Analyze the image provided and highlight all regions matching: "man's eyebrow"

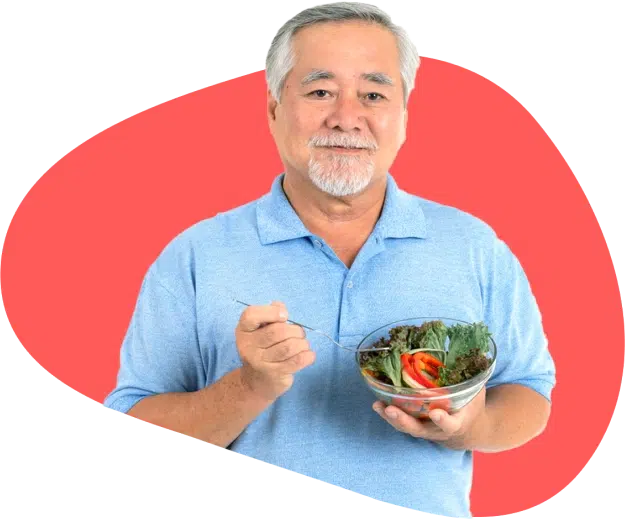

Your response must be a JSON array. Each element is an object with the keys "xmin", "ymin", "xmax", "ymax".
[
  {"xmin": 301, "ymin": 69, "xmax": 335, "ymax": 85},
  {"xmin": 361, "ymin": 72, "xmax": 394, "ymax": 86},
  {"xmin": 300, "ymin": 70, "xmax": 394, "ymax": 87}
]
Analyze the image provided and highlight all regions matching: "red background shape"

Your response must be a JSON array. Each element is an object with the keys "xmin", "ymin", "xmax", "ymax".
[{"xmin": 1, "ymin": 58, "xmax": 623, "ymax": 516}]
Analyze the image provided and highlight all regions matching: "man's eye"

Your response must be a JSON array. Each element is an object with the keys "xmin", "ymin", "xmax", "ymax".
[
  {"xmin": 309, "ymin": 90, "xmax": 330, "ymax": 98},
  {"xmin": 366, "ymin": 92, "xmax": 385, "ymax": 101}
]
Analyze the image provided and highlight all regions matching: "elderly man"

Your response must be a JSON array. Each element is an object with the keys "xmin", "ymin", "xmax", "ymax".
[{"xmin": 104, "ymin": 2, "xmax": 555, "ymax": 517}]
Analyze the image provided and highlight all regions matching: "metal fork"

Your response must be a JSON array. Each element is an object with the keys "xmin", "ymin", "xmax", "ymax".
[{"xmin": 232, "ymin": 298, "xmax": 390, "ymax": 353}]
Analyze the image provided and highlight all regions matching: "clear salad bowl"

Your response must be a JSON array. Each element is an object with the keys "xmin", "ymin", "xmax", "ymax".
[{"xmin": 356, "ymin": 318, "xmax": 497, "ymax": 419}]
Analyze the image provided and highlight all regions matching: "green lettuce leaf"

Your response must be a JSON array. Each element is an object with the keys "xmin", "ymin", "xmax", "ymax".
[{"xmin": 446, "ymin": 322, "xmax": 491, "ymax": 368}]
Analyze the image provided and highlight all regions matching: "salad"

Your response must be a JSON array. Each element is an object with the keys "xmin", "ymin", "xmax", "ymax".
[{"xmin": 358, "ymin": 320, "xmax": 493, "ymax": 389}]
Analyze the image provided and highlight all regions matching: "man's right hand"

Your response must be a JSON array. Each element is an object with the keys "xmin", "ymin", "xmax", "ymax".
[{"xmin": 235, "ymin": 301, "xmax": 315, "ymax": 401}]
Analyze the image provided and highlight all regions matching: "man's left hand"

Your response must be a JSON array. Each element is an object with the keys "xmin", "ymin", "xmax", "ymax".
[{"xmin": 372, "ymin": 387, "xmax": 487, "ymax": 450}]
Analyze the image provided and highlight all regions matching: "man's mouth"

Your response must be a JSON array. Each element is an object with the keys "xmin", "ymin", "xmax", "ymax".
[{"xmin": 320, "ymin": 145, "xmax": 369, "ymax": 153}]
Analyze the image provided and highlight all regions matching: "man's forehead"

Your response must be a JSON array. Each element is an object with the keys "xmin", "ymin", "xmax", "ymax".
[{"xmin": 290, "ymin": 21, "xmax": 401, "ymax": 74}]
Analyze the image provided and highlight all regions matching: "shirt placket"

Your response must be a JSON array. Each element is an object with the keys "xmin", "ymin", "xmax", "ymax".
[{"xmin": 307, "ymin": 233, "xmax": 387, "ymax": 345}]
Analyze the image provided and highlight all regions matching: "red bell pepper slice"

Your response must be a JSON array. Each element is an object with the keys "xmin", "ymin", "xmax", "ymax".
[
  {"xmin": 402, "ymin": 356, "xmax": 436, "ymax": 388},
  {"xmin": 414, "ymin": 352, "xmax": 444, "ymax": 368},
  {"xmin": 417, "ymin": 359, "xmax": 439, "ymax": 379},
  {"xmin": 412, "ymin": 357, "xmax": 440, "ymax": 388}
]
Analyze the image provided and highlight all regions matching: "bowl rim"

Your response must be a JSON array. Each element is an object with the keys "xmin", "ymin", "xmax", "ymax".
[{"xmin": 355, "ymin": 316, "xmax": 498, "ymax": 395}]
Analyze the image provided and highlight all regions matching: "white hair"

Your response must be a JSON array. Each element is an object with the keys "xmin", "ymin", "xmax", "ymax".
[{"xmin": 265, "ymin": 2, "xmax": 420, "ymax": 106}]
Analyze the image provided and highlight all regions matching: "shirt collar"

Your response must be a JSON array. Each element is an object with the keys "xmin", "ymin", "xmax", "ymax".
[{"xmin": 256, "ymin": 173, "xmax": 427, "ymax": 245}]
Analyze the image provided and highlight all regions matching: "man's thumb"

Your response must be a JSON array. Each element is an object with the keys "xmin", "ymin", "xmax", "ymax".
[{"xmin": 270, "ymin": 300, "xmax": 288, "ymax": 319}]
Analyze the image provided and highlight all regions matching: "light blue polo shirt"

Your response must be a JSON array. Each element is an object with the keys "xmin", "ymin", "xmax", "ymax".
[{"xmin": 104, "ymin": 173, "xmax": 555, "ymax": 518}]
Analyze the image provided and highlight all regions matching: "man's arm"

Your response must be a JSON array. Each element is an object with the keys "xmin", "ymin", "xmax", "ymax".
[
  {"xmin": 453, "ymin": 236, "xmax": 555, "ymax": 451},
  {"xmin": 127, "ymin": 367, "xmax": 272, "ymax": 448},
  {"xmin": 103, "ymin": 244, "xmax": 315, "ymax": 446},
  {"xmin": 371, "ymin": 234, "xmax": 555, "ymax": 450},
  {"xmin": 373, "ymin": 383, "xmax": 551, "ymax": 452},
  {"xmin": 442, "ymin": 384, "xmax": 550, "ymax": 452}
]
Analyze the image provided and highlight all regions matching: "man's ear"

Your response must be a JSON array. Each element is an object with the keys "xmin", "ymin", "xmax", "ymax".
[
  {"xmin": 401, "ymin": 108, "xmax": 409, "ymax": 145},
  {"xmin": 267, "ymin": 89, "xmax": 279, "ymax": 123}
]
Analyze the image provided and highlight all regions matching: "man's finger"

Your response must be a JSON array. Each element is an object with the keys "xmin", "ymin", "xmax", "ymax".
[
  {"xmin": 262, "ymin": 337, "xmax": 311, "ymax": 362},
  {"xmin": 250, "ymin": 322, "xmax": 305, "ymax": 349},
  {"xmin": 374, "ymin": 404, "xmax": 432, "ymax": 437},
  {"xmin": 238, "ymin": 303, "xmax": 288, "ymax": 332},
  {"xmin": 428, "ymin": 409, "xmax": 463, "ymax": 435},
  {"xmin": 275, "ymin": 349, "xmax": 316, "ymax": 375},
  {"xmin": 428, "ymin": 387, "xmax": 484, "ymax": 435}
]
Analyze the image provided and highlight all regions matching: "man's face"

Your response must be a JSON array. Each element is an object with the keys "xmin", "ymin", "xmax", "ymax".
[{"xmin": 268, "ymin": 21, "xmax": 408, "ymax": 197}]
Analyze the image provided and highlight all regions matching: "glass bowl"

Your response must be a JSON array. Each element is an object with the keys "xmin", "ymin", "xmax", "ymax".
[{"xmin": 355, "ymin": 317, "xmax": 497, "ymax": 419}]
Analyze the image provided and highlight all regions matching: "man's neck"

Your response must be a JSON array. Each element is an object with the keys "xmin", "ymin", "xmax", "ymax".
[{"xmin": 283, "ymin": 173, "xmax": 386, "ymax": 243}]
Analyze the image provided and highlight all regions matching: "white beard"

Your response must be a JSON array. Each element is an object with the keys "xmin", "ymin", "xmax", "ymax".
[{"xmin": 307, "ymin": 152, "xmax": 375, "ymax": 197}]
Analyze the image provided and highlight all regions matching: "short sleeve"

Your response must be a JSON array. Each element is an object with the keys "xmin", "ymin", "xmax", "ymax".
[
  {"xmin": 103, "ymin": 259, "xmax": 206, "ymax": 414},
  {"xmin": 482, "ymin": 238, "xmax": 556, "ymax": 401}
]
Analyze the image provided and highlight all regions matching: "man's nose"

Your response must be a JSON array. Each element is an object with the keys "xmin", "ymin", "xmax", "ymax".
[{"xmin": 324, "ymin": 94, "xmax": 365, "ymax": 132}]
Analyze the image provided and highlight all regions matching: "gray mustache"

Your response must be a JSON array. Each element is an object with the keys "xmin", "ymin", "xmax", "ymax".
[{"xmin": 308, "ymin": 134, "xmax": 378, "ymax": 150}]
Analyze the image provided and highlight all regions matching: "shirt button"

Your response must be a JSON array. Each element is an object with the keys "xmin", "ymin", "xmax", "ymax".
[
  {"xmin": 346, "ymin": 281, "xmax": 354, "ymax": 289},
  {"xmin": 314, "ymin": 240, "xmax": 322, "ymax": 248}
]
